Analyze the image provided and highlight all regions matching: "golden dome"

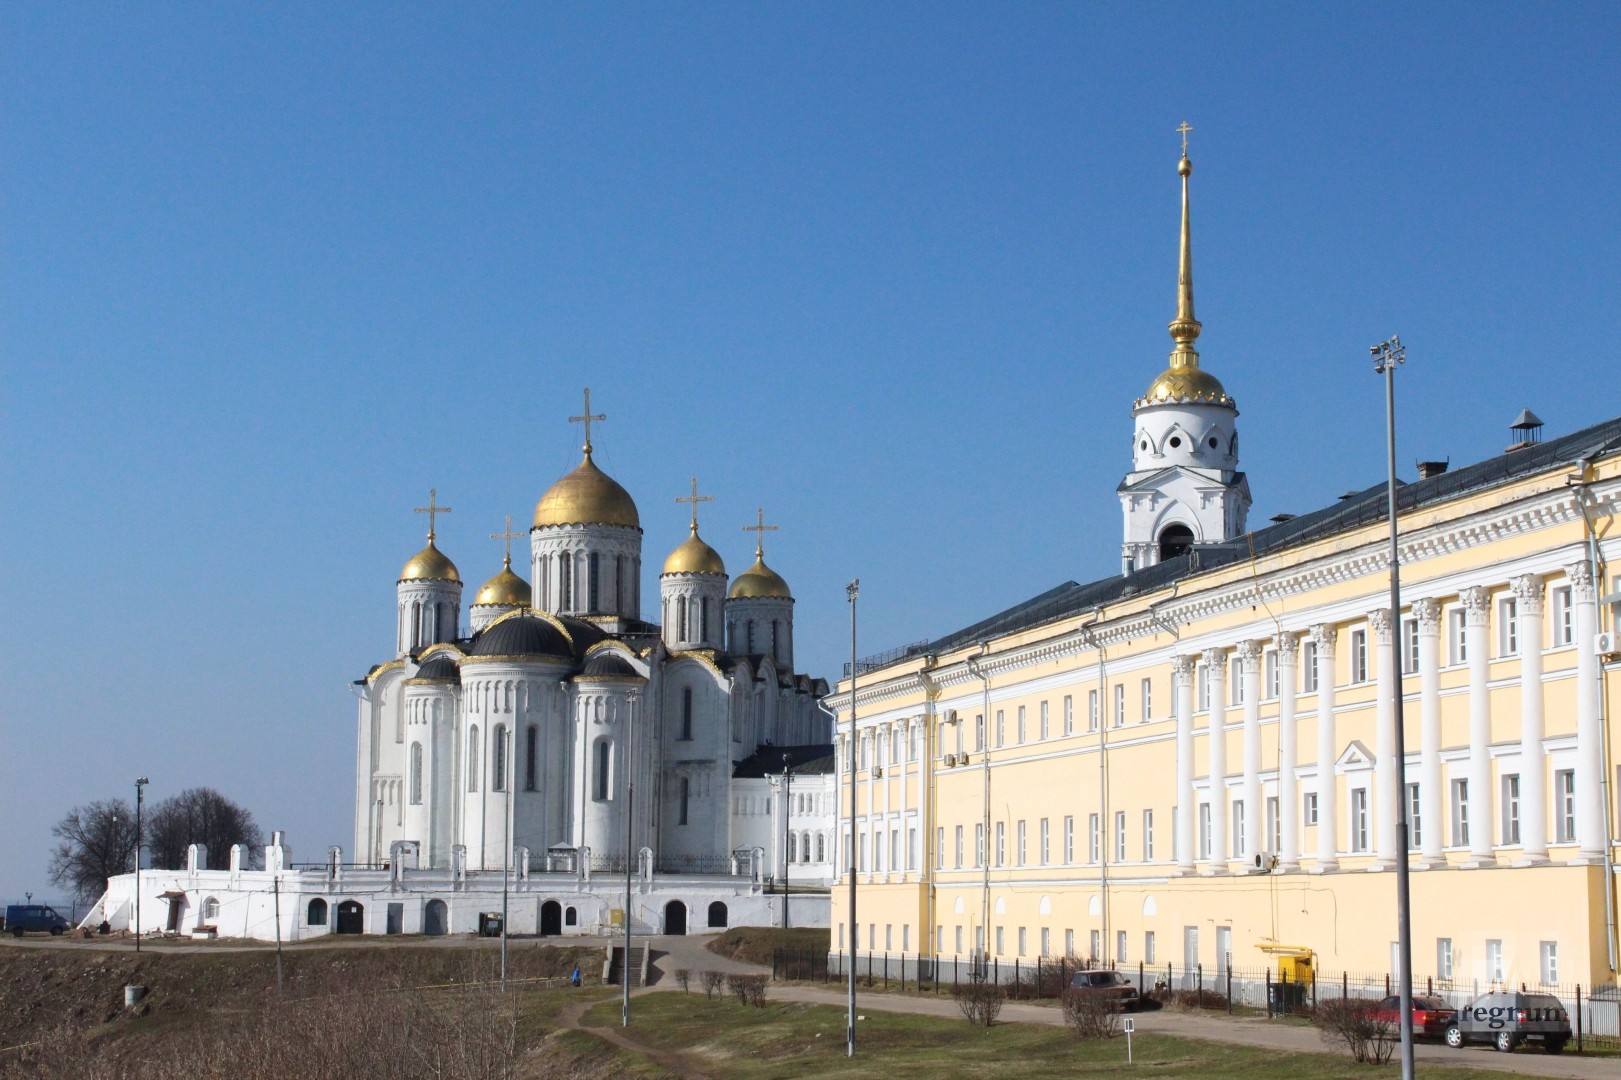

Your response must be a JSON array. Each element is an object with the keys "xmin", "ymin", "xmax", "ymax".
[
  {"xmin": 729, "ymin": 555, "xmax": 792, "ymax": 599},
  {"xmin": 400, "ymin": 539, "xmax": 460, "ymax": 583},
  {"xmin": 533, "ymin": 451, "xmax": 640, "ymax": 529},
  {"xmin": 1138, "ymin": 365, "xmax": 1232, "ymax": 407},
  {"xmin": 663, "ymin": 528, "xmax": 726, "ymax": 576},
  {"xmin": 473, "ymin": 558, "xmax": 531, "ymax": 607}
]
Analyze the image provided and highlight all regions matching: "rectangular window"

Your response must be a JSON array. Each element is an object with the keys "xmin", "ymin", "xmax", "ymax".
[
  {"xmin": 1450, "ymin": 778, "xmax": 1470, "ymax": 846},
  {"xmin": 1351, "ymin": 789, "xmax": 1369, "ymax": 852},
  {"xmin": 1117, "ymin": 930, "xmax": 1127, "ymax": 964},
  {"xmin": 1040, "ymin": 701, "xmax": 1050, "ymax": 740},
  {"xmin": 955, "ymin": 925, "xmax": 964, "ymax": 953},
  {"xmin": 1449, "ymin": 609, "xmax": 1468, "ymax": 665},
  {"xmin": 1232, "ymin": 800, "xmax": 1246, "ymax": 858},
  {"xmin": 1063, "ymin": 815, "xmax": 1075, "ymax": 863},
  {"xmin": 995, "ymin": 822, "xmax": 1005, "ymax": 866},
  {"xmin": 1499, "ymin": 597, "xmax": 1519, "ymax": 656},
  {"xmin": 1302, "ymin": 641, "xmax": 1319, "ymax": 692},
  {"xmin": 885, "ymin": 924, "xmax": 892, "ymax": 950},
  {"xmin": 1141, "ymin": 677, "xmax": 1152, "ymax": 721},
  {"xmin": 1089, "ymin": 929, "xmax": 1101, "ymax": 961},
  {"xmin": 1350, "ymin": 629, "xmax": 1368, "ymax": 683},
  {"xmin": 1142, "ymin": 809, "xmax": 1155, "ymax": 861},
  {"xmin": 1017, "ymin": 706, "xmax": 1026, "ymax": 745},
  {"xmin": 1265, "ymin": 650, "xmax": 1279, "ymax": 698},
  {"xmin": 1437, "ymin": 937, "xmax": 1453, "ymax": 980},
  {"xmin": 1016, "ymin": 820, "xmax": 1027, "ymax": 866},
  {"xmin": 1486, "ymin": 939, "xmax": 1504, "ymax": 982},
  {"xmin": 996, "ymin": 926, "xmax": 1005, "ymax": 955},
  {"xmin": 1540, "ymin": 941, "xmax": 1558, "ymax": 985},
  {"xmin": 1088, "ymin": 690, "xmax": 1099, "ymax": 732},
  {"xmin": 975, "ymin": 714, "xmax": 985, "ymax": 752},
  {"xmin": 1065, "ymin": 929, "xmax": 1075, "ymax": 957},
  {"xmin": 936, "ymin": 826, "xmax": 944, "ymax": 864},
  {"xmin": 1114, "ymin": 811, "xmax": 1126, "ymax": 862},
  {"xmin": 1063, "ymin": 695, "xmax": 1074, "ymax": 735},
  {"xmin": 995, "ymin": 710, "xmax": 1005, "ymax": 747},
  {"xmin": 1502, "ymin": 774, "xmax": 1521, "ymax": 844},
  {"xmin": 1013, "ymin": 927, "xmax": 1024, "ymax": 956},
  {"xmin": 975, "ymin": 824, "xmax": 984, "ymax": 867},
  {"xmin": 1556, "ymin": 770, "xmax": 1576, "ymax": 843},
  {"xmin": 1265, "ymin": 796, "xmax": 1280, "ymax": 853},
  {"xmin": 1198, "ymin": 664, "xmax": 1210, "ymax": 710},
  {"xmin": 1088, "ymin": 813, "xmax": 1100, "ymax": 863},
  {"xmin": 1403, "ymin": 618, "xmax": 1419, "ymax": 674},
  {"xmin": 1230, "ymin": 657, "xmax": 1244, "ymax": 705},
  {"xmin": 955, "ymin": 825, "xmax": 964, "ymax": 868},
  {"xmin": 1041, "ymin": 927, "xmax": 1051, "ymax": 957},
  {"xmin": 1304, "ymin": 791, "xmax": 1319, "ymax": 827},
  {"xmin": 1145, "ymin": 930, "xmax": 1157, "ymax": 965},
  {"xmin": 1552, "ymin": 585, "xmax": 1574, "ymax": 646},
  {"xmin": 1114, "ymin": 684, "xmax": 1125, "ymax": 727},
  {"xmin": 1040, "ymin": 818, "xmax": 1050, "ymax": 865},
  {"xmin": 1198, "ymin": 803, "xmax": 1212, "ymax": 859},
  {"xmin": 1407, "ymin": 783, "xmax": 1422, "ymax": 849}
]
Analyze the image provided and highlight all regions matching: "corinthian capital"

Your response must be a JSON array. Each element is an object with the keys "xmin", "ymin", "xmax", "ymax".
[
  {"xmin": 1276, "ymin": 630, "xmax": 1301, "ymax": 662},
  {"xmin": 1308, "ymin": 623, "xmax": 1338, "ymax": 656},
  {"xmin": 1369, "ymin": 608, "xmax": 1395, "ymax": 645},
  {"xmin": 1510, "ymin": 573, "xmax": 1545, "ymax": 617},
  {"xmin": 1202, "ymin": 646, "xmax": 1228, "ymax": 670},
  {"xmin": 1412, "ymin": 598, "xmax": 1442, "ymax": 635},
  {"xmin": 1564, "ymin": 559, "xmax": 1597, "ymax": 603},
  {"xmin": 1171, "ymin": 654, "xmax": 1197, "ymax": 683},
  {"xmin": 1461, "ymin": 585, "xmax": 1492, "ymax": 626},
  {"xmin": 1235, "ymin": 640, "xmax": 1263, "ymax": 672}
]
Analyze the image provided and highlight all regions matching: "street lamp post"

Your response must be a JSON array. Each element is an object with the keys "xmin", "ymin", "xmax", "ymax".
[
  {"xmin": 1371, "ymin": 336, "xmax": 1415, "ymax": 1080},
  {"xmin": 845, "ymin": 579, "xmax": 859, "ymax": 1059},
  {"xmin": 134, "ymin": 777, "xmax": 148, "ymax": 952},
  {"xmin": 623, "ymin": 689, "xmax": 639, "ymax": 1029},
  {"xmin": 782, "ymin": 753, "xmax": 793, "ymax": 929}
]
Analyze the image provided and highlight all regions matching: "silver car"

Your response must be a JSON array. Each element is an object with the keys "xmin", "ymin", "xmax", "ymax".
[{"xmin": 1445, "ymin": 990, "xmax": 1571, "ymax": 1054}]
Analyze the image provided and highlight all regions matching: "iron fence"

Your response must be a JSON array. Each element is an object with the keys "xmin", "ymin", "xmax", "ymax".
[{"xmin": 653, "ymin": 854, "xmax": 738, "ymax": 875}]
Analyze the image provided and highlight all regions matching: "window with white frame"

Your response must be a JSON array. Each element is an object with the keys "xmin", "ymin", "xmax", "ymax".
[
  {"xmin": 1041, "ymin": 927, "xmax": 1051, "ymax": 956},
  {"xmin": 1088, "ymin": 690, "xmax": 1099, "ymax": 732},
  {"xmin": 1089, "ymin": 929, "xmax": 1100, "ymax": 961},
  {"xmin": 1437, "ymin": 937, "xmax": 1453, "ymax": 980},
  {"xmin": 995, "ymin": 710, "xmax": 1005, "ymax": 747},
  {"xmin": 1556, "ymin": 770, "xmax": 1576, "ymax": 843},
  {"xmin": 975, "ymin": 713, "xmax": 985, "ymax": 751},
  {"xmin": 1198, "ymin": 803, "xmax": 1212, "ymax": 859},
  {"xmin": 1498, "ymin": 596, "xmax": 1519, "ymax": 656},
  {"xmin": 1018, "ymin": 927, "xmax": 1027, "ymax": 956},
  {"xmin": 1350, "ymin": 629, "xmax": 1368, "ymax": 683},
  {"xmin": 1552, "ymin": 585, "xmax": 1573, "ymax": 646},
  {"xmin": 1407, "ymin": 783, "xmax": 1422, "ymax": 849},
  {"xmin": 1449, "ymin": 608, "xmax": 1468, "ymax": 665},
  {"xmin": 1114, "ymin": 684, "xmax": 1125, "ymax": 727},
  {"xmin": 1088, "ymin": 813, "xmax": 1100, "ymax": 863},
  {"xmin": 1304, "ymin": 791, "xmax": 1319, "ymax": 826},
  {"xmin": 1302, "ymin": 640, "xmax": 1319, "ymax": 691},
  {"xmin": 1501, "ymin": 774, "xmax": 1521, "ymax": 844},
  {"xmin": 1403, "ymin": 618, "xmax": 1419, "ymax": 674},
  {"xmin": 1232, "ymin": 800, "xmax": 1246, "ymax": 858},
  {"xmin": 936, "ymin": 826, "xmax": 945, "ymax": 863},
  {"xmin": 974, "ymin": 823, "xmax": 984, "ymax": 867},
  {"xmin": 1145, "ymin": 930, "xmax": 1157, "ymax": 965},
  {"xmin": 1114, "ymin": 811, "xmax": 1127, "ymax": 861},
  {"xmin": 1230, "ymin": 657, "xmax": 1244, "ymax": 705},
  {"xmin": 1265, "ymin": 796, "xmax": 1280, "ymax": 853},
  {"xmin": 1016, "ymin": 820, "xmax": 1026, "ymax": 866},
  {"xmin": 1117, "ymin": 930, "xmax": 1127, "ymax": 963},
  {"xmin": 1064, "ymin": 815, "xmax": 1075, "ymax": 862},
  {"xmin": 1540, "ymin": 941, "xmax": 1558, "ymax": 985},
  {"xmin": 1016, "ymin": 706, "xmax": 1026, "ymax": 744},
  {"xmin": 1351, "ymin": 789, "xmax": 1369, "ymax": 851},
  {"xmin": 1040, "ymin": 817, "xmax": 1050, "ymax": 864},
  {"xmin": 1040, "ymin": 701, "xmax": 1050, "ymax": 740},
  {"xmin": 995, "ymin": 821, "xmax": 1005, "ymax": 866},
  {"xmin": 1141, "ymin": 677, "xmax": 1152, "ymax": 721},
  {"xmin": 1450, "ymin": 778, "xmax": 1470, "ymax": 846},
  {"xmin": 1486, "ymin": 939, "xmax": 1504, "ymax": 982},
  {"xmin": 955, "ymin": 825, "xmax": 964, "ymax": 868},
  {"xmin": 1065, "ymin": 929, "xmax": 1075, "ymax": 957},
  {"xmin": 1142, "ymin": 809, "xmax": 1155, "ymax": 861},
  {"xmin": 1063, "ymin": 695, "xmax": 1074, "ymax": 735},
  {"xmin": 1265, "ymin": 650, "xmax": 1279, "ymax": 698},
  {"xmin": 996, "ymin": 926, "xmax": 1004, "ymax": 955},
  {"xmin": 1198, "ymin": 664, "xmax": 1210, "ymax": 710}
]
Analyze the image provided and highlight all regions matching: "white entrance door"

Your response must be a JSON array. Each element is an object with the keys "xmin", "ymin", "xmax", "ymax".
[{"xmin": 1216, "ymin": 926, "xmax": 1232, "ymax": 977}]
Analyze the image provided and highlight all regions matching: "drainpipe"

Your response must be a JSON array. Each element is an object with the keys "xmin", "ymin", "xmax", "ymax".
[
  {"xmin": 1079, "ymin": 606, "xmax": 1108, "ymax": 967},
  {"xmin": 918, "ymin": 656, "xmax": 940, "ymax": 974},
  {"xmin": 966, "ymin": 643, "xmax": 992, "ymax": 974}
]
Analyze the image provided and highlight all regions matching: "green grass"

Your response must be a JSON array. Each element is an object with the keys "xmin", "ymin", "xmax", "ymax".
[
  {"xmin": 703, "ymin": 926, "xmax": 829, "ymax": 966},
  {"xmin": 576, "ymin": 991, "xmax": 1546, "ymax": 1079}
]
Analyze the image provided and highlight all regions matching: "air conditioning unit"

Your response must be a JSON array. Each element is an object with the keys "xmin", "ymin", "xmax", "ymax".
[
  {"xmin": 873, "ymin": 766, "xmax": 884, "ymax": 779},
  {"xmin": 1596, "ymin": 632, "xmax": 1617, "ymax": 658},
  {"xmin": 943, "ymin": 754, "xmax": 957, "ymax": 767},
  {"xmin": 1253, "ymin": 852, "xmax": 1279, "ymax": 873}
]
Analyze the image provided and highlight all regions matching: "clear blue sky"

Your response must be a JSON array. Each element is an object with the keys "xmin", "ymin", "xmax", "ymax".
[{"xmin": 3, "ymin": 4, "xmax": 1617, "ymax": 903}]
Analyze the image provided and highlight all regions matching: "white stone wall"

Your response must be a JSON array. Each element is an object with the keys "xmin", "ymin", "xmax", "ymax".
[{"xmin": 530, "ymin": 523, "xmax": 642, "ymax": 619}]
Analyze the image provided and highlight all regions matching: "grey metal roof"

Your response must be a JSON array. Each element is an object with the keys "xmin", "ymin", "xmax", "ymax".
[
  {"xmin": 731, "ymin": 744, "xmax": 837, "ymax": 778},
  {"xmin": 877, "ymin": 413, "xmax": 1621, "ymax": 668}
]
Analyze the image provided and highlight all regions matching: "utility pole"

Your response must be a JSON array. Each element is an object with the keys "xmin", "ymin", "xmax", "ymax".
[
  {"xmin": 134, "ymin": 777, "xmax": 148, "ymax": 952},
  {"xmin": 846, "ymin": 579, "xmax": 859, "ymax": 1059},
  {"xmin": 1371, "ymin": 335, "xmax": 1415, "ymax": 1080},
  {"xmin": 273, "ymin": 877, "xmax": 284, "ymax": 994},
  {"xmin": 623, "ymin": 689, "xmax": 639, "ymax": 1029},
  {"xmin": 782, "ymin": 753, "xmax": 793, "ymax": 929}
]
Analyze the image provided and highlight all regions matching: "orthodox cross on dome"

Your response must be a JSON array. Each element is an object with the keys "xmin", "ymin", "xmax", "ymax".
[
  {"xmin": 490, "ymin": 514, "xmax": 524, "ymax": 568},
  {"xmin": 414, "ymin": 489, "xmax": 452, "ymax": 542},
  {"xmin": 1177, "ymin": 120, "xmax": 1192, "ymax": 157},
  {"xmin": 569, "ymin": 388, "xmax": 607, "ymax": 454},
  {"xmin": 675, "ymin": 476, "xmax": 714, "ymax": 534},
  {"xmin": 743, "ymin": 506, "xmax": 778, "ymax": 558}
]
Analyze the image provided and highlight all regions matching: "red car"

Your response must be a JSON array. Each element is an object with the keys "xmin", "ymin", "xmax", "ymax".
[{"xmin": 1373, "ymin": 994, "xmax": 1457, "ymax": 1039}]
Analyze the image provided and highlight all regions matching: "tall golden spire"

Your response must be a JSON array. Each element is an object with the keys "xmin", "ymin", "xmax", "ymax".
[{"xmin": 1167, "ymin": 121, "xmax": 1202, "ymax": 371}]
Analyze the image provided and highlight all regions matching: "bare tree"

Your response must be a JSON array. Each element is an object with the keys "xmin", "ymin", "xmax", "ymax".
[
  {"xmin": 147, "ymin": 788, "xmax": 264, "ymax": 870},
  {"xmin": 48, "ymin": 799, "xmax": 138, "ymax": 903}
]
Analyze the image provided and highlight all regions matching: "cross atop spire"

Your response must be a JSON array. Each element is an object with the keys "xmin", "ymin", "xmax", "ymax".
[
  {"xmin": 569, "ymin": 388, "xmax": 606, "ymax": 455},
  {"xmin": 675, "ymin": 476, "xmax": 714, "ymax": 534},
  {"xmin": 743, "ymin": 506, "xmax": 779, "ymax": 559},
  {"xmin": 490, "ymin": 514, "xmax": 524, "ymax": 569},
  {"xmin": 1176, "ymin": 120, "xmax": 1192, "ymax": 158},
  {"xmin": 414, "ymin": 489, "xmax": 452, "ymax": 541}
]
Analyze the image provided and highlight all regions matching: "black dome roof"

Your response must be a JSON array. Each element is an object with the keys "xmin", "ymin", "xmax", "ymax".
[
  {"xmin": 469, "ymin": 615, "xmax": 573, "ymax": 660},
  {"xmin": 411, "ymin": 656, "xmax": 460, "ymax": 682},
  {"xmin": 556, "ymin": 616, "xmax": 608, "ymax": 657},
  {"xmin": 579, "ymin": 652, "xmax": 642, "ymax": 679}
]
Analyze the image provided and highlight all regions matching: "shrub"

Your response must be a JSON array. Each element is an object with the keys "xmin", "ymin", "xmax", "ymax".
[
  {"xmin": 951, "ymin": 979, "xmax": 1006, "ymax": 1027},
  {"xmin": 1316, "ymin": 998, "xmax": 1395, "ymax": 1064},
  {"xmin": 1167, "ymin": 988, "xmax": 1227, "ymax": 1011},
  {"xmin": 1061, "ymin": 988, "xmax": 1122, "ymax": 1040},
  {"xmin": 674, "ymin": 968, "xmax": 691, "ymax": 993},
  {"xmin": 699, "ymin": 970, "xmax": 726, "ymax": 1000},
  {"xmin": 727, "ymin": 973, "xmax": 770, "ymax": 1008}
]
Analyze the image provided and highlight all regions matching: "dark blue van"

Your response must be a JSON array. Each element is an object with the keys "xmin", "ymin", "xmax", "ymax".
[{"xmin": 4, "ymin": 904, "xmax": 71, "ymax": 937}]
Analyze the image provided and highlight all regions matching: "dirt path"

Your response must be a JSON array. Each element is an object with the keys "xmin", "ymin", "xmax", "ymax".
[{"xmin": 554, "ymin": 992, "xmax": 710, "ymax": 1079}]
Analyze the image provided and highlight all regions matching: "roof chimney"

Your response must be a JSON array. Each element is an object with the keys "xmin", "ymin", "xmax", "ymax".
[
  {"xmin": 1507, "ymin": 408, "xmax": 1543, "ymax": 452},
  {"xmin": 1416, "ymin": 460, "xmax": 1450, "ymax": 479}
]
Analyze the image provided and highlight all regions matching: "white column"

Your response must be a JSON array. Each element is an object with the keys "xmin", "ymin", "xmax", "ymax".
[
  {"xmin": 1462, "ymin": 585, "xmax": 1495, "ymax": 867},
  {"xmin": 1311, "ymin": 624, "xmax": 1339, "ymax": 871},
  {"xmin": 1204, "ymin": 648, "xmax": 1229, "ymax": 874},
  {"xmin": 1413, "ymin": 599, "xmax": 1444, "ymax": 867},
  {"xmin": 1513, "ymin": 574, "xmax": 1548, "ymax": 864},
  {"xmin": 1238, "ymin": 640, "xmax": 1263, "ymax": 867},
  {"xmin": 1277, "ymin": 632, "xmax": 1301, "ymax": 870},
  {"xmin": 1568, "ymin": 561, "xmax": 1607, "ymax": 861},
  {"xmin": 1370, "ymin": 608, "xmax": 1398, "ymax": 869},
  {"xmin": 1173, "ymin": 655, "xmax": 1197, "ymax": 873}
]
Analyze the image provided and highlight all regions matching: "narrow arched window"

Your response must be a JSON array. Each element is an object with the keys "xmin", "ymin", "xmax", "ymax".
[
  {"xmin": 747, "ymin": 620, "xmax": 755, "ymax": 653},
  {"xmin": 593, "ymin": 739, "xmax": 611, "ymax": 801},
  {"xmin": 411, "ymin": 601, "xmax": 422, "ymax": 649},
  {"xmin": 558, "ymin": 553, "xmax": 571, "ymax": 609},
  {"xmin": 525, "ymin": 725, "xmax": 539, "ymax": 791},
  {"xmin": 615, "ymin": 555, "xmax": 624, "ymax": 610},
  {"xmin": 492, "ymin": 726, "xmax": 508, "ymax": 792},
  {"xmin": 307, "ymin": 898, "xmax": 327, "ymax": 926},
  {"xmin": 538, "ymin": 560, "xmax": 548, "ymax": 609},
  {"xmin": 409, "ymin": 743, "xmax": 423, "ymax": 805},
  {"xmin": 700, "ymin": 596, "xmax": 710, "ymax": 642},
  {"xmin": 816, "ymin": 834, "xmax": 826, "ymax": 862},
  {"xmin": 680, "ymin": 687, "xmax": 693, "ymax": 741},
  {"xmin": 787, "ymin": 833, "xmax": 797, "ymax": 862},
  {"xmin": 677, "ymin": 596, "xmax": 688, "ymax": 640},
  {"xmin": 588, "ymin": 553, "xmax": 600, "ymax": 611},
  {"xmin": 467, "ymin": 726, "xmax": 480, "ymax": 793},
  {"xmin": 204, "ymin": 896, "xmax": 220, "ymax": 921},
  {"xmin": 679, "ymin": 776, "xmax": 690, "ymax": 824}
]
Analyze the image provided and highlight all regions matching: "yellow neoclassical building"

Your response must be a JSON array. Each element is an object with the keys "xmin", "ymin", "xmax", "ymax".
[{"xmin": 827, "ymin": 146, "xmax": 1620, "ymax": 991}]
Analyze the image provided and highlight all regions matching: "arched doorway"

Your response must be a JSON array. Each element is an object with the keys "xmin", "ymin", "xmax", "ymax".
[
  {"xmin": 1157, "ymin": 523, "xmax": 1195, "ymax": 562},
  {"xmin": 307, "ymin": 898, "xmax": 328, "ymax": 928},
  {"xmin": 423, "ymin": 899, "xmax": 448, "ymax": 936},
  {"xmin": 540, "ymin": 900, "xmax": 562, "ymax": 937},
  {"xmin": 335, "ymin": 900, "xmax": 365, "ymax": 934},
  {"xmin": 664, "ymin": 900, "xmax": 687, "ymax": 936},
  {"xmin": 707, "ymin": 901, "xmax": 728, "ymax": 929}
]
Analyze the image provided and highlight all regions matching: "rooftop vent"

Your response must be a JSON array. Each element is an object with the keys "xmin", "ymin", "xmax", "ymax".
[
  {"xmin": 1507, "ymin": 408, "xmax": 1544, "ymax": 452},
  {"xmin": 1416, "ymin": 460, "xmax": 1450, "ymax": 479},
  {"xmin": 1338, "ymin": 491, "xmax": 1359, "ymax": 501},
  {"xmin": 1270, "ymin": 513, "xmax": 1297, "ymax": 524}
]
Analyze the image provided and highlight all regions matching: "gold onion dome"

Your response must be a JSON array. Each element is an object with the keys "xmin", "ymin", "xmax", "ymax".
[
  {"xmin": 400, "ymin": 539, "xmax": 460, "ymax": 583},
  {"xmin": 533, "ymin": 450, "xmax": 640, "ymax": 529},
  {"xmin": 473, "ymin": 556, "xmax": 531, "ymax": 607},
  {"xmin": 1141, "ymin": 365, "xmax": 1231, "ymax": 405},
  {"xmin": 729, "ymin": 555, "xmax": 792, "ymax": 599},
  {"xmin": 663, "ymin": 527, "xmax": 726, "ymax": 576}
]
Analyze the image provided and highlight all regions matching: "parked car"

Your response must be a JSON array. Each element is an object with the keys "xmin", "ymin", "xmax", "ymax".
[
  {"xmin": 1069, "ymin": 969, "xmax": 1142, "ymax": 1011},
  {"xmin": 4, "ymin": 904, "xmax": 71, "ymax": 938},
  {"xmin": 1445, "ymin": 990, "xmax": 1571, "ymax": 1053},
  {"xmin": 1372, "ymin": 994, "xmax": 1456, "ymax": 1039}
]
